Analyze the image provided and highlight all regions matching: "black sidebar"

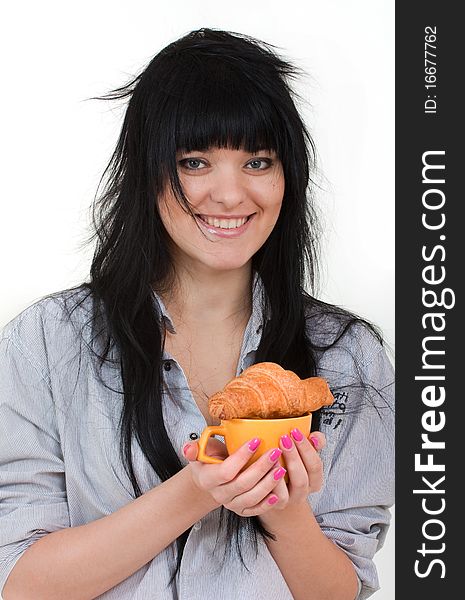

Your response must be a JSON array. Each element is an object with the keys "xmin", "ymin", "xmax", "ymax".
[{"xmin": 396, "ymin": 3, "xmax": 462, "ymax": 598}]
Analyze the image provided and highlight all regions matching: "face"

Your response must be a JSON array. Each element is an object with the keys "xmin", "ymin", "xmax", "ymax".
[{"xmin": 158, "ymin": 147, "xmax": 285, "ymax": 274}]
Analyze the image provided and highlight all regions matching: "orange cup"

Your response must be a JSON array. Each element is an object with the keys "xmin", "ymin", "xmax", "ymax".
[{"xmin": 197, "ymin": 414, "xmax": 312, "ymax": 483}]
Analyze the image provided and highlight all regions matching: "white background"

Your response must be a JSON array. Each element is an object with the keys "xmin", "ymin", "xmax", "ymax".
[{"xmin": 0, "ymin": 1, "xmax": 394, "ymax": 597}]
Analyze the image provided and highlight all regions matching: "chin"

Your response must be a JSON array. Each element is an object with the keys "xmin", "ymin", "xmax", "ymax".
[{"xmin": 201, "ymin": 255, "xmax": 251, "ymax": 272}]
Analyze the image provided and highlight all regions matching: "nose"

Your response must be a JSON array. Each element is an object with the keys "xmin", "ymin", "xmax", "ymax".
[{"xmin": 209, "ymin": 168, "xmax": 248, "ymax": 209}]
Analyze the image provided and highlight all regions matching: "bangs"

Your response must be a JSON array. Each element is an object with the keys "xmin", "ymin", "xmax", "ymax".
[{"xmin": 167, "ymin": 59, "xmax": 285, "ymax": 156}]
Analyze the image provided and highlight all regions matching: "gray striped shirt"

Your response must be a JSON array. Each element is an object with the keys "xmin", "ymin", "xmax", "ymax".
[{"xmin": 0, "ymin": 278, "xmax": 394, "ymax": 599}]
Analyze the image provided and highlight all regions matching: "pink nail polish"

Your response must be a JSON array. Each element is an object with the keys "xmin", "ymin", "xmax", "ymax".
[
  {"xmin": 273, "ymin": 467, "xmax": 286, "ymax": 480},
  {"xmin": 280, "ymin": 434, "xmax": 293, "ymax": 450},
  {"xmin": 269, "ymin": 448, "xmax": 282, "ymax": 462},
  {"xmin": 268, "ymin": 495, "xmax": 279, "ymax": 505},
  {"xmin": 182, "ymin": 443, "xmax": 191, "ymax": 456},
  {"xmin": 291, "ymin": 428, "xmax": 304, "ymax": 442},
  {"xmin": 310, "ymin": 436, "xmax": 319, "ymax": 450},
  {"xmin": 248, "ymin": 438, "xmax": 261, "ymax": 452}
]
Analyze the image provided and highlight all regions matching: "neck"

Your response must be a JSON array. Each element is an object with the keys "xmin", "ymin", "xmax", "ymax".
[{"xmin": 157, "ymin": 262, "xmax": 253, "ymax": 328}]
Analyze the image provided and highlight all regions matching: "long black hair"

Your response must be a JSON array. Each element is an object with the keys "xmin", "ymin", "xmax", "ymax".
[{"xmin": 52, "ymin": 28, "xmax": 385, "ymax": 589}]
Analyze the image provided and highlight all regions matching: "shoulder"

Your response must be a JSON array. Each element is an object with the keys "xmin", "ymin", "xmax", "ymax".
[
  {"xmin": 304, "ymin": 299, "xmax": 390, "ymax": 364},
  {"xmin": 1, "ymin": 285, "xmax": 96, "ymax": 367},
  {"xmin": 303, "ymin": 299, "xmax": 394, "ymax": 390}
]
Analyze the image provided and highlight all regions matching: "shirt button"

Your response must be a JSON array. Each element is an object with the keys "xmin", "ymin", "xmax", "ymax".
[
  {"xmin": 193, "ymin": 521, "xmax": 202, "ymax": 531},
  {"xmin": 163, "ymin": 361, "xmax": 172, "ymax": 372},
  {"xmin": 189, "ymin": 432, "xmax": 199, "ymax": 440}
]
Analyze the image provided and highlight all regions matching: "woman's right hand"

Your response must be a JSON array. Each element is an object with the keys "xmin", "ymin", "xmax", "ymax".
[{"xmin": 183, "ymin": 438, "xmax": 288, "ymax": 517}]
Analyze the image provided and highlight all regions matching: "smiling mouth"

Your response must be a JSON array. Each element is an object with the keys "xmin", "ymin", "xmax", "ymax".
[{"xmin": 195, "ymin": 214, "xmax": 255, "ymax": 230}]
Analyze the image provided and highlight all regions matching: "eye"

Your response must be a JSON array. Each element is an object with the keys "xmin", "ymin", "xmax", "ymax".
[
  {"xmin": 178, "ymin": 158, "xmax": 207, "ymax": 170},
  {"xmin": 246, "ymin": 158, "xmax": 273, "ymax": 170}
]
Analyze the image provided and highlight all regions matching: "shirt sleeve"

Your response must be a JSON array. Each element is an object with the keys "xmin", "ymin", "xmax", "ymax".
[
  {"xmin": 0, "ymin": 318, "xmax": 70, "ymax": 596},
  {"xmin": 312, "ymin": 330, "xmax": 395, "ymax": 600}
]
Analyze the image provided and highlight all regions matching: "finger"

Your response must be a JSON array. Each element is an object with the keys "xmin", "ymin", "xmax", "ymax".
[
  {"xmin": 218, "ymin": 446, "xmax": 283, "ymax": 499},
  {"xmin": 183, "ymin": 437, "xmax": 228, "ymax": 462},
  {"xmin": 239, "ymin": 476, "xmax": 290, "ymax": 517},
  {"xmin": 201, "ymin": 437, "xmax": 263, "ymax": 488},
  {"xmin": 206, "ymin": 437, "xmax": 228, "ymax": 459},
  {"xmin": 278, "ymin": 434, "xmax": 309, "ymax": 490},
  {"xmin": 308, "ymin": 431, "xmax": 326, "ymax": 452},
  {"xmin": 290, "ymin": 430, "xmax": 324, "ymax": 492},
  {"xmin": 227, "ymin": 463, "xmax": 287, "ymax": 511},
  {"xmin": 183, "ymin": 442, "xmax": 198, "ymax": 461},
  {"xmin": 269, "ymin": 476, "xmax": 290, "ymax": 509}
]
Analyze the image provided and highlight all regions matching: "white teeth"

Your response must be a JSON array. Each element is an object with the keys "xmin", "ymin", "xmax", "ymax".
[{"xmin": 200, "ymin": 216, "xmax": 248, "ymax": 229}]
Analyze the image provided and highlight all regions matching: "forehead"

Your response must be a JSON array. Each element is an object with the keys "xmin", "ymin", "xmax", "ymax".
[
  {"xmin": 176, "ymin": 146, "xmax": 276, "ymax": 155},
  {"xmin": 173, "ymin": 101, "xmax": 280, "ymax": 156}
]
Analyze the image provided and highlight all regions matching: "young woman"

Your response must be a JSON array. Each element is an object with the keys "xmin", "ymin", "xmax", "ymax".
[{"xmin": 0, "ymin": 28, "xmax": 394, "ymax": 600}]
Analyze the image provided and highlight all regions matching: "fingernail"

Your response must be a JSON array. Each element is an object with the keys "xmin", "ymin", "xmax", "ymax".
[
  {"xmin": 273, "ymin": 467, "xmax": 286, "ymax": 480},
  {"xmin": 182, "ymin": 443, "xmax": 191, "ymax": 456},
  {"xmin": 269, "ymin": 448, "xmax": 282, "ymax": 462},
  {"xmin": 248, "ymin": 438, "xmax": 261, "ymax": 452},
  {"xmin": 291, "ymin": 428, "xmax": 304, "ymax": 442},
  {"xmin": 268, "ymin": 495, "xmax": 279, "ymax": 505},
  {"xmin": 310, "ymin": 436, "xmax": 319, "ymax": 450},
  {"xmin": 280, "ymin": 434, "xmax": 293, "ymax": 450}
]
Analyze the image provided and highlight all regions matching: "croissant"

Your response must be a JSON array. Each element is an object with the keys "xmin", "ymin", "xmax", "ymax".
[{"xmin": 208, "ymin": 361, "xmax": 334, "ymax": 420}]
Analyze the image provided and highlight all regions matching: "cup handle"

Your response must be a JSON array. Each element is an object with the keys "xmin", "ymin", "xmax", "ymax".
[{"xmin": 197, "ymin": 425, "xmax": 226, "ymax": 464}]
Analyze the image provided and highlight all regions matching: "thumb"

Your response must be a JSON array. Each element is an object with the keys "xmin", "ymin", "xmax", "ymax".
[{"xmin": 182, "ymin": 441, "xmax": 199, "ymax": 462}]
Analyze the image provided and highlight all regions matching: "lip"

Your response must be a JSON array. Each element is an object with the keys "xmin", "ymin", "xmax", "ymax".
[
  {"xmin": 196, "ymin": 214, "xmax": 253, "ymax": 219},
  {"xmin": 195, "ymin": 213, "xmax": 255, "ymax": 238}
]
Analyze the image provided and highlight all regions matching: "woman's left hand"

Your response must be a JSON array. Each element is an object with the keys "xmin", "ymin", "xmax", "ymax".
[{"xmin": 270, "ymin": 428, "xmax": 326, "ymax": 511}]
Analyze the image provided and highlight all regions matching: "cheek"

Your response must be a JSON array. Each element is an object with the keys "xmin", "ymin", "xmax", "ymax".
[
  {"xmin": 177, "ymin": 177, "xmax": 205, "ymax": 205},
  {"xmin": 158, "ymin": 192, "xmax": 193, "ymax": 231},
  {"xmin": 269, "ymin": 172, "xmax": 285, "ymax": 204},
  {"xmin": 270, "ymin": 183, "xmax": 285, "ymax": 214}
]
